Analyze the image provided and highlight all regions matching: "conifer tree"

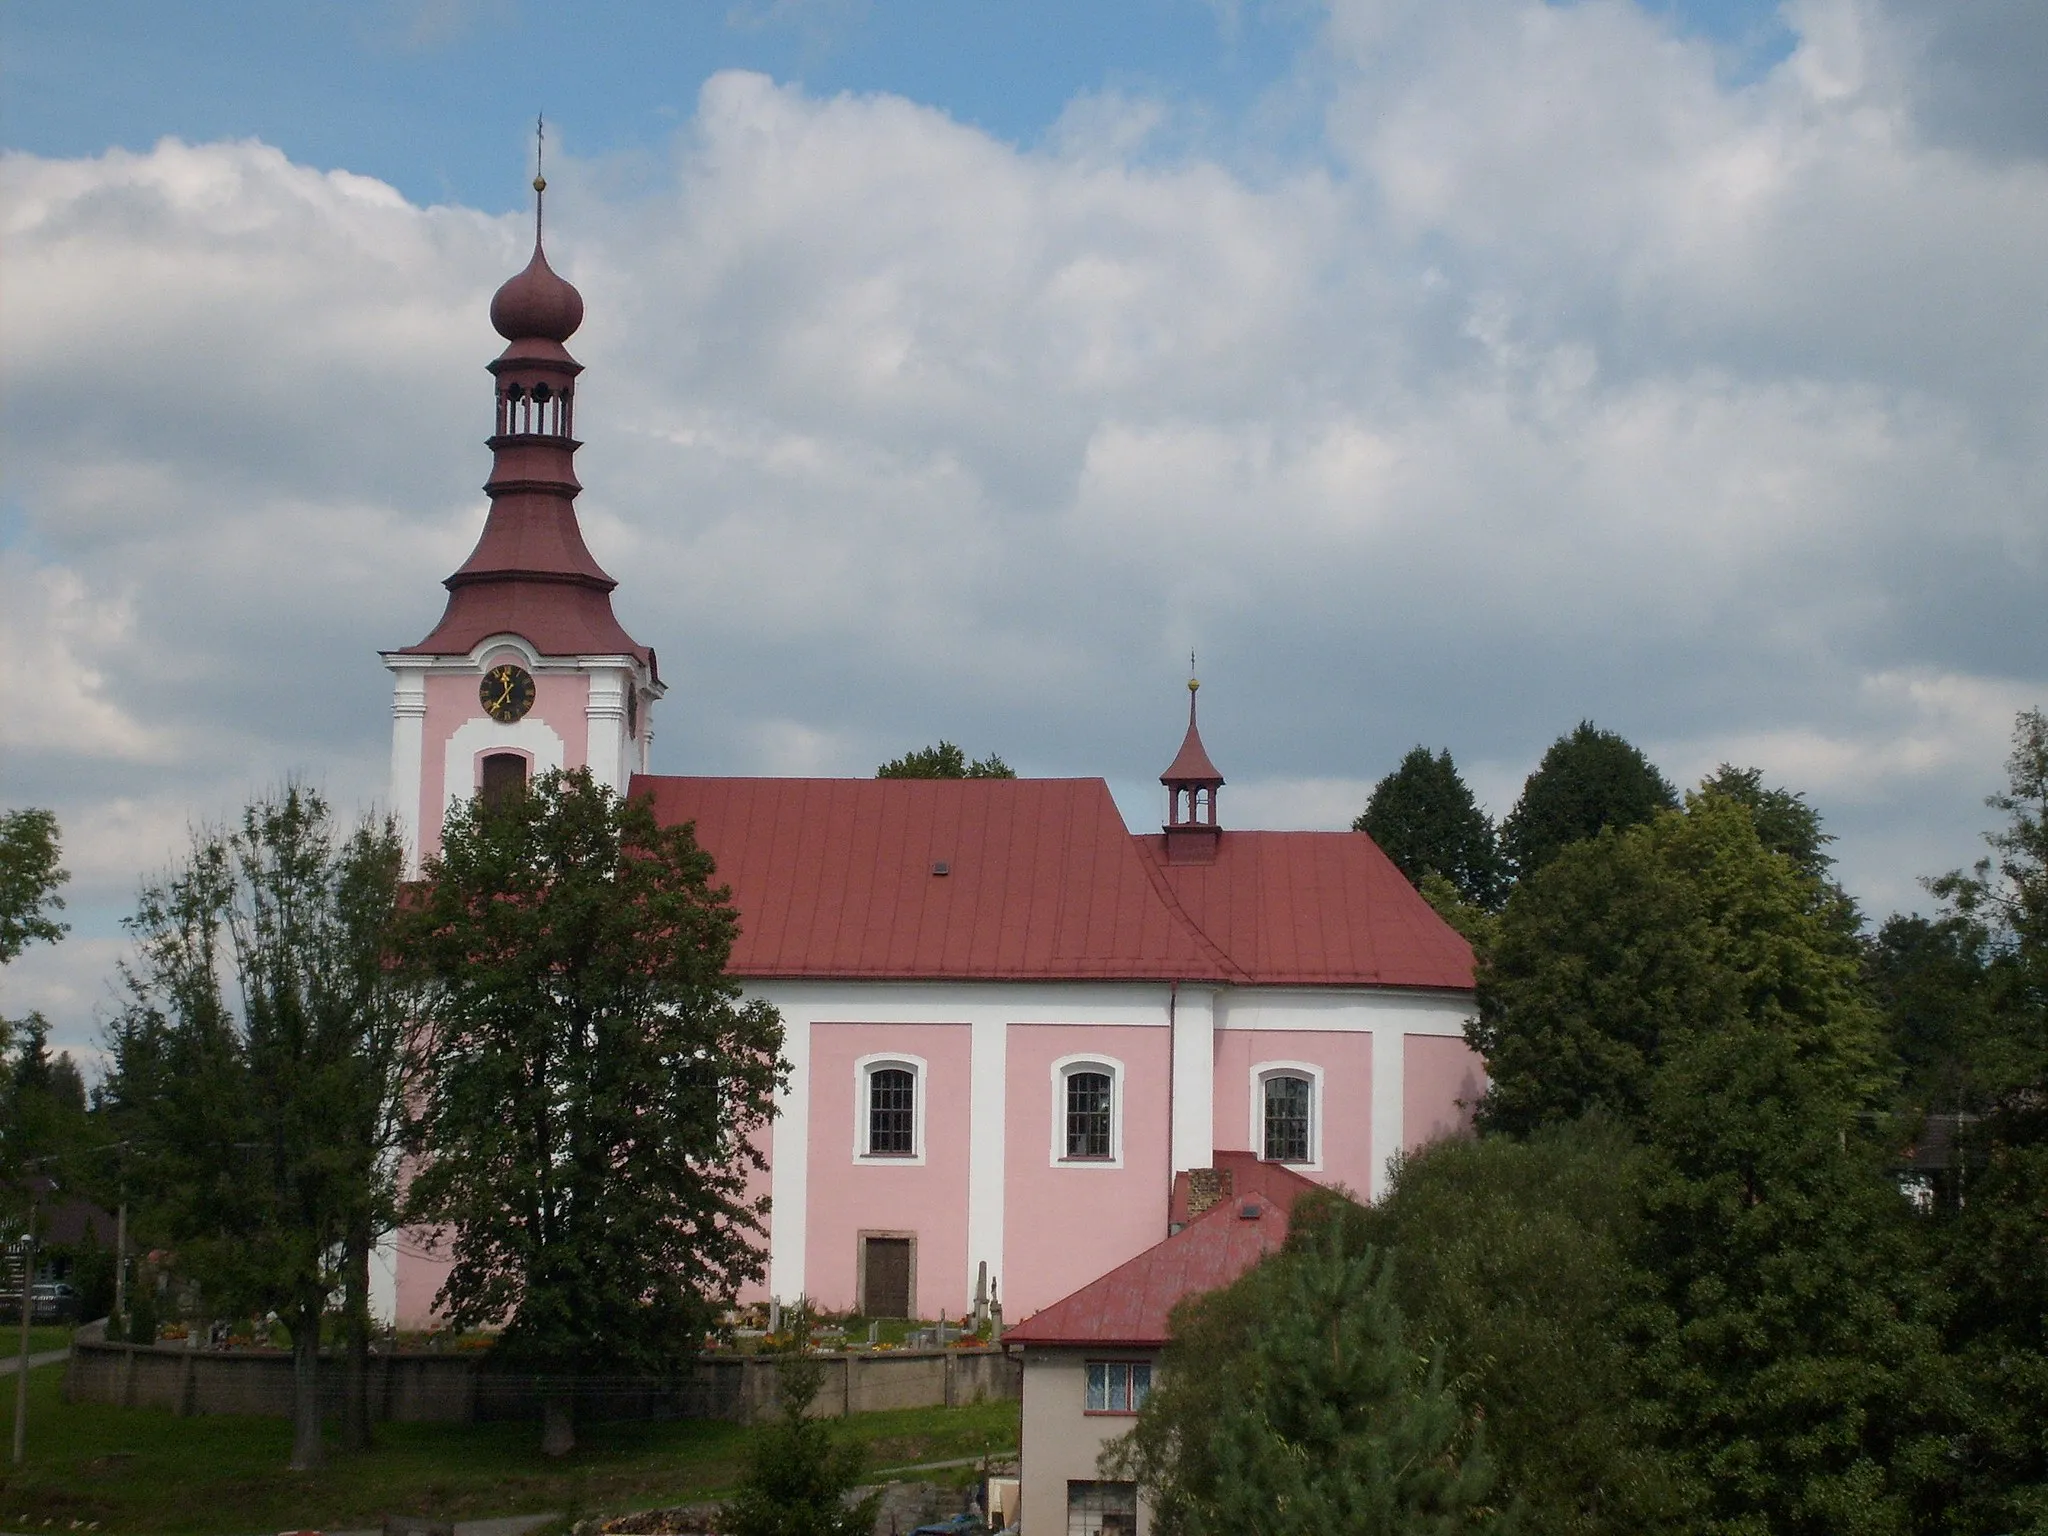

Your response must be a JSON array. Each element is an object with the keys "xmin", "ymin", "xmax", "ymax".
[
  {"xmin": 1356, "ymin": 747, "xmax": 1507, "ymax": 910},
  {"xmin": 1499, "ymin": 723, "xmax": 1675, "ymax": 880},
  {"xmin": 723, "ymin": 1302, "xmax": 880, "ymax": 1536},
  {"xmin": 1109, "ymin": 1226, "xmax": 1500, "ymax": 1536}
]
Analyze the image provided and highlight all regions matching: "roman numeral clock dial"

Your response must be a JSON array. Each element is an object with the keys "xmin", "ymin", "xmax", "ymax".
[{"xmin": 481, "ymin": 663, "xmax": 536, "ymax": 723}]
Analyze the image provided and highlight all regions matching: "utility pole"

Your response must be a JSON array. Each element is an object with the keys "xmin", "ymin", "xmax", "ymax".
[{"xmin": 12, "ymin": 1182, "xmax": 39, "ymax": 1466}]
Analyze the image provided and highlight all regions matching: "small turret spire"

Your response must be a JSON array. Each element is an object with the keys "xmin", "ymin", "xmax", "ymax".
[{"xmin": 1161, "ymin": 663, "xmax": 1225, "ymax": 862}]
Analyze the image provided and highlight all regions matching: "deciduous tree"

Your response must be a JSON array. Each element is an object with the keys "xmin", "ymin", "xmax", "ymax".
[
  {"xmin": 876, "ymin": 741, "xmax": 1015, "ymax": 778},
  {"xmin": 401, "ymin": 768, "xmax": 785, "ymax": 1457},
  {"xmin": 0, "ymin": 808, "xmax": 67, "ymax": 966},
  {"xmin": 99, "ymin": 787, "xmax": 410, "ymax": 1470}
]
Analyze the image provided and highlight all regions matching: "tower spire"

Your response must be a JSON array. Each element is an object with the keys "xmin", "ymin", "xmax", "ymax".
[
  {"xmin": 533, "ymin": 114, "xmax": 546, "ymax": 245},
  {"xmin": 397, "ymin": 159, "xmax": 651, "ymax": 675}
]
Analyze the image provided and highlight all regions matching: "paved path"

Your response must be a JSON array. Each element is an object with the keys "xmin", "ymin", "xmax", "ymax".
[
  {"xmin": 329, "ymin": 1515, "xmax": 560, "ymax": 1536},
  {"xmin": 0, "ymin": 1348, "xmax": 66, "ymax": 1375}
]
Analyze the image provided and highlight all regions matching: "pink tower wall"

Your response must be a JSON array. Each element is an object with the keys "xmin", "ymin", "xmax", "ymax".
[
  {"xmin": 417, "ymin": 669, "xmax": 590, "ymax": 858},
  {"xmin": 805, "ymin": 1021, "xmax": 973, "ymax": 1317},
  {"xmin": 1001, "ymin": 1022, "xmax": 1172, "ymax": 1316}
]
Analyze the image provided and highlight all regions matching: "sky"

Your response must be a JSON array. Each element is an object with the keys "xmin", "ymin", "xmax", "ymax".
[{"xmin": 3, "ymin": 0, "xmax": 2046, "ymax": 1066}]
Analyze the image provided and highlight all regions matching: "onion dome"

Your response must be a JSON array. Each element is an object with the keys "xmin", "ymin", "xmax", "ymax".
[{"xmin": 490, "ymin": 238, "xmax": 583, "ymax": 343}]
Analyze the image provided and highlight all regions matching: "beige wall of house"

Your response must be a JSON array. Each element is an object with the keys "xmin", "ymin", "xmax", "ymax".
[{"xmin": 1018, "ymin": 1346, "xmax": 1161, "ymax": 1536}]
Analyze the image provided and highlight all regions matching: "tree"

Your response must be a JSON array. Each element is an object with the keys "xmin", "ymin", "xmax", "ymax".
[
  {"xmin": 1498, "ymin": 723, "xmax": 1675, "ymax": 880},
  {"xmin": 98, "ymin": 787, "xmax": 409, "ymax": 1470},
  {"xmin": 0, "ymin": 808, "xmax": 68, "ymax": 965},
  {"xmin": 1471, "ymin": 795, "xmax": 1882, "ymax": 1139},
  {"xmin": 1914, "ymin": 709, "xmax": 2048, "ymax": 1533},
  {"xmin": 401, "ymin": 768, "xmax": 785, "ymax": 1457},
  {"xmin": 1356, "ymin": 748, "xmax": 1508, "ymax": 909},
  {"xmin": 1355, "ymin": 1124, "xmax": 1691, "ymax": 1536},
  {"xmin": 723, "ymin": 1303, "xmax": 880, "ymax": 1536},
  {"xmin": 1471, "ymin": 792, "xmax": 1957, "ymax": 1534},
  {"xmin": 876, "ymin": 741, "xmax": 1015, "ymax": 779},
  {"xmin": 1107, "ymin": 1222, "xmax": 1501, "ymax": 1536}
]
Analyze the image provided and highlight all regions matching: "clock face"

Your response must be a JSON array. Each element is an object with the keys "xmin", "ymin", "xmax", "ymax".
[{"xmin": 480, "ymin": 664, "xmax": 536, "ymax": 723}]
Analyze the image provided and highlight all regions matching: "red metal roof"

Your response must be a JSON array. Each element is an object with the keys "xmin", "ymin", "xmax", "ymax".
[
  {"xmin": 1137, "ymin": 829, "xmax": 1474, "ymax": 988},
  {"xmin": 629, "ymin": 774, "xmax": 1474, "ymax": 989},
  {"xmin": 1003, "ymin": 1188, "xmax": 1293, "ymax": 1347}
]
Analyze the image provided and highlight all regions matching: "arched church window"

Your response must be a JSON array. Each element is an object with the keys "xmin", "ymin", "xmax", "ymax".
[
  {"xmin": 1065, "ymin": 1071, "xmax": 1113, "ymax": 1159},
  {"xmin": 480, "ymin": 752, "xmax": 527, "ymax": 811},
  {"xmin": 1262, "ymin": 1072, "xmax": 1313, "ymax": 1164},
  {"xmin": 867, "ymin": 1066, "xmax": 916, "ymax": 1156}
]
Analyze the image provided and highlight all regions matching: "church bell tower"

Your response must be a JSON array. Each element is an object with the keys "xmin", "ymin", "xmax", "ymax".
[{"xmin": 381, "ymin": 162, "xmax": 660, "ymax": 874}]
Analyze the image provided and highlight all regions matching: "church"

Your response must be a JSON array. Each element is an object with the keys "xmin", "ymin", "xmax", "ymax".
[{"xmin": 375, "ymin": 183, "xmax": 1483, "ymax": 1330}]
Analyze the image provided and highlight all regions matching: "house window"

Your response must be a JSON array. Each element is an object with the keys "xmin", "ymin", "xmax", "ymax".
[
  {"xmin": 1263, "ymin": 1073, "xmax": 1313, "ymax": 1163},
  {"xmin": 867, "ymin": 1068, "xmax": 916, "ymax": 1156},
  {"xmin": 1084, "ymin": 1360, "xmax": 1152, "ymax": 1414},
  {"xmin": 1067, "ymin": 1480, "xmax": 1139, "ymax": 1536},
  {"xmin": 1066, "ymin": 1071, "xmax": 1112, "ymax": 1159}
]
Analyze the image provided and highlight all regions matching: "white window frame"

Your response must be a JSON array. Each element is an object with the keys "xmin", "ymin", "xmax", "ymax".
[
  {"xmin": 1049, "ymin": 1053, "xmax": 1124, "ymax": 1168},
  {"xmin": 854, "ymin": 1053, "xmax": 927, "ymax": 1165},
  {"xmin": 1251, "ymin": 1060, "xmax": 1323, "ymax": 1170}
]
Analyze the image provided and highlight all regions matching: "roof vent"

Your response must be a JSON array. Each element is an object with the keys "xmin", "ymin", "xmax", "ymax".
[
  {"xmin": 931, "ymin": 861, "xmax": 950, "ymax": 877},
  {"xmin": 1239, "ymin": 1201, "xmax": 1260, "ymax": 1220}
]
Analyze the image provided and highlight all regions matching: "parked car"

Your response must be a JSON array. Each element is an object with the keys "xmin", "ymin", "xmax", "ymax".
[
  {"xmin": 909, "ymin": 1518, "xmax": 985, "ymax": 1536},
  {"xmin": 31, "ymin": 1282, "xmax": 80, "ymax": 1324}
]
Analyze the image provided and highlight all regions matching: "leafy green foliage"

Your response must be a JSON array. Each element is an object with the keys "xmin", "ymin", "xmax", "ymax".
[
  {"xmin": 723, "ymin": 1307, "xmax": 880, "ymax": 1536},
  {"xmin": 1107, "ymin": 1223, "xmax": 1501, "ymax": 1536},
  {"xmin": 1472, "ymin": 795, "xmax": 1882, "ymax": 1138},
  {"xmin": 1472, "ymin": 788, "xmax": 1960, "ymax": 1534},
  {"xmin": 1632, "ymin": 1019, "xmax": 1957, "ymax": 1536},
  {"xmin": 0, "ymin": 807, "xmax": 67, "ymax": 966},
  {"xmin": 401, "ymin": 769, "xmax": 785, "ymax": 1453},
  {"xmin": 98, "ymin": 786, "xmax": 410, "ymax": 1469},
  {"xmin": 1499, "ymin": 723, "xmax": 1676, "ymax": 880},
  {"xmin": 1356, "ymin": 747, "xmax": 1508, "ymax": 909},
  {"xmin": 875, "ymin": 742, "xmax": 1015, "ymax": 778},
  {"xmin": 1351, "ymin": 1125, "xmax": 1690, "ymax": 1536},
  {"xmin": 1912, "ymin": 709, "xmax": 2048, "ymax": 1533}
]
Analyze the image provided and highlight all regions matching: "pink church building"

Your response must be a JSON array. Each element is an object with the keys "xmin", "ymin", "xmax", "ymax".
[{"xmin": 376, "ymin": 190, "xmax": 1483, "ymax": 1330}]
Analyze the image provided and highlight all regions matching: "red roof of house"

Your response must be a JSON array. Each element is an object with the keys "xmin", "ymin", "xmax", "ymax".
[
  {"xmin": 1166, "ymin": 1150, "xmax": 1325, "ymax": 1227},
  {"xmin": 1003, "ymin": 1188, "xmax": 1294, "ymax": 1347},
  {"xmin": 629, "ymin": 775, "xmax": 1474, "ymax": 989}
]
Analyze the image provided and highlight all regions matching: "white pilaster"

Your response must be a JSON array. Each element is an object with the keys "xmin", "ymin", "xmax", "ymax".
[
  {"xmin": 1171, "ymin": 986, "xmax": 1216, "ymax": 1172},
  {"xmin": 967, "ymin": 1012, "xmax": 1008, "ymax": 1304},
  {"xmin": 1370, "ymin": 1027, "xmax": 1405, "ymax": 1201},
  {"xmin": 583, "ymin": 664, "xmax": 628, "ymax": 792},
  {"xmin": 768, "ymin": 1010, "xmax": 811, "ymax": 1302},
  {"xmin": 369, "ymin": 1228, "xmax": 399, "ymax": 1326},
  {"xmin": 385, "ymin": 661, "xmax": 428, "ymax": 877}
]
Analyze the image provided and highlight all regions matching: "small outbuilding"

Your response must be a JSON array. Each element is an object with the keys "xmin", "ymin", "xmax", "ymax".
[{"xmin": 1002, "ymin": 1154, "xmax": 1324, "ymax": 1535}]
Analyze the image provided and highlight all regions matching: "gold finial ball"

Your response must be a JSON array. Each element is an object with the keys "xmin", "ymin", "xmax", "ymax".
[
  {"xmin": 1188, "ymin": 677, "xmax": 1200, "ymax": 692},
  {"xmin": 533, "ymin": 174, "xmax": 547, "ymax": 193}
]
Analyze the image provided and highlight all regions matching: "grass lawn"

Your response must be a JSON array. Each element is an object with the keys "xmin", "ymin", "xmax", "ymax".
[
  {"xmin": 0, "ymin": 1361, "xmax": 1018, "ymax": 1535},
  {"xmin": 8, "ymin": 1326, "xmax": 73, "ymax": 1356}
]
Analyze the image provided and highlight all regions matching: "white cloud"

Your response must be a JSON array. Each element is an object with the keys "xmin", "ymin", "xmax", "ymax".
[{"xmin": 3, "ymin": 3, "xmax": 2046, "ymax": 1059}]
